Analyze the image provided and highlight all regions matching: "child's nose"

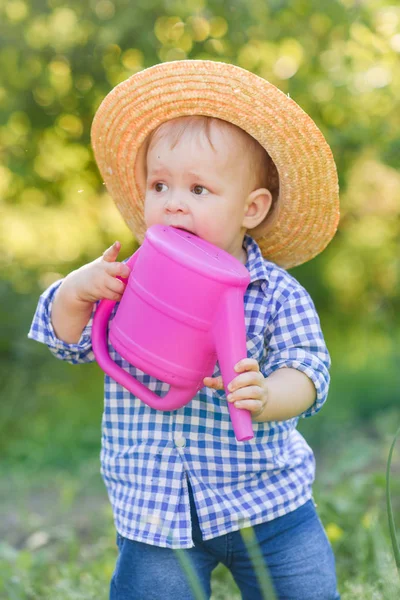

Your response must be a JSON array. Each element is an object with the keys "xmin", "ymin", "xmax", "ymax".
[{"xmin": 164, "ymin": 194, "xmax": 188, "ymax": 214}]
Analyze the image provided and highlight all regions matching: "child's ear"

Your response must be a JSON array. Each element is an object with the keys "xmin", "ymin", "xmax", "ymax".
[{"xmin": 242, "ymin": 188, "xmax": 273, "ymax": 230}]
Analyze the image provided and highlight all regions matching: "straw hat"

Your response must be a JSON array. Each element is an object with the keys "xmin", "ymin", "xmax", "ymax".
[{"xmin": 91, "ymin": 60, "xmax": 340, "ymax": 269}]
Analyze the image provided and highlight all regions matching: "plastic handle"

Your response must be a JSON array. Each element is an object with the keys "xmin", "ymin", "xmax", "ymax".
[
  {"xmin": 213, "ymin": 288, "xmax": 254, "ymax": 442},
  {"xmin": 91, "ymin": 251, "xmax": 191, "ymax": 411}
]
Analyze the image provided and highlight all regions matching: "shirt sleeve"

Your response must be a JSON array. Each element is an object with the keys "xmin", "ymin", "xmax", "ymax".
[
  {"xmin": 27, "ymin": 279, "xmax": 96, "ymax": 364},
  {"xmin": 262, "ymin": 285, "xmax": 331, "ymax": 418}
]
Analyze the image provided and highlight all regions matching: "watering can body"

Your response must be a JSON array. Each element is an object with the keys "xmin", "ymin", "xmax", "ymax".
[{"xmin": 92, "ymin": 225, "xmax": 253, "ymax": 441}]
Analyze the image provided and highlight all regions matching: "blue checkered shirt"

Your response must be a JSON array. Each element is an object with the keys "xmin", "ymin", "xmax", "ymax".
[{"xmin": 28, "ymin": 235, "xmax": 330, "ymax": 549}]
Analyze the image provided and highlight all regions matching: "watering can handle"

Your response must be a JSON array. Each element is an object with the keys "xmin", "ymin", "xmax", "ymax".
[
  {"xmin": 91, "ymin": 250, "xmax": 191, "ymax": 411},
  {"xmin": 213, "ymin": 288, "xmax": 254, "ymax": 442}
]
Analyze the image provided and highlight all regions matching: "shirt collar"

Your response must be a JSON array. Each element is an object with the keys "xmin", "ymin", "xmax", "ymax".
[{"xmin": 243, "ymin": 234, "xmax": 270, "ymax": 283}]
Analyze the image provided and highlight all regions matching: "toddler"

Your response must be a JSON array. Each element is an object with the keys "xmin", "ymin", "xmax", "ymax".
[{"xmin": 29, "ymin": 60, "xmax": 341, "ymax": 599}]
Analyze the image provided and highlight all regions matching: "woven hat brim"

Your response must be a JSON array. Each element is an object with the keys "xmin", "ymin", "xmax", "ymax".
[{"xmin": 91, "ymin": 60, "xmax": 340, "ymax": 269}]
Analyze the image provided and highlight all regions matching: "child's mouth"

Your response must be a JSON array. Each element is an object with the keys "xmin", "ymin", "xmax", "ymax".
[{"xmin": 172, "ymin": 226, "xmax": 195, "ymax": 236}]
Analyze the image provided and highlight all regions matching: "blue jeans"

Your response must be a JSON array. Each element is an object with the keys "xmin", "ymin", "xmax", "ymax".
[{"xmin": 110, "ymin": 484, "xmax": 340, "ymax": 600}]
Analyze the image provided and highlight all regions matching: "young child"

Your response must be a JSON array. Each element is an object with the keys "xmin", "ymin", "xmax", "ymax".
[{"xmin": 29, "ymin": 60, "xmax": 341, "ymax": 599}]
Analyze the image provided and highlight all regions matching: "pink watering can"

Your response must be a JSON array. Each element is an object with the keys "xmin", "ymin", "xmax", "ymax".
[{"xmin": 91, "ymin": 224, "xmax": 253, "ymax": 441}]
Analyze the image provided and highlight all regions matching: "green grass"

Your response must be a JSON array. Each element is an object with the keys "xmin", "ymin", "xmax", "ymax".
[
  {"xmin": 1, "ymin": 421, "xmax": 400, "ymax": 599},
  {"xmin": 1, "ymin": 283, "xmax": 400, "ymax": 598}
]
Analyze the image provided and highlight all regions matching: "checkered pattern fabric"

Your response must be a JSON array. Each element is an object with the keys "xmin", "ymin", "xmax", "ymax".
[{"xmin": 28, "ymin": 235, "xmax": 330, "ymax": 549}]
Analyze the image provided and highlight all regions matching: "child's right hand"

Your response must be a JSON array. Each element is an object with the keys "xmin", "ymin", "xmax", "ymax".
[{"xmin": 62, "ymin": 241, "xmax": 131, "ymax": 305}]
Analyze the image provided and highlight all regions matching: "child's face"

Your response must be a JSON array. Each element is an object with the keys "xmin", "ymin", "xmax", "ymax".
[{"xmin": 144, "ymin": 122, "xmax": 260, "ymax": 262}]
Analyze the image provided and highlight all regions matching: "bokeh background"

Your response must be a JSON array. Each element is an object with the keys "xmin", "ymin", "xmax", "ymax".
[{"xmin": 1, "ymin": 0, "xmax": 400, "ymax": 598}]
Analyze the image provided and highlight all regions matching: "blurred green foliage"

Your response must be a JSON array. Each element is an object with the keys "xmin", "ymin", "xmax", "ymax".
[
  {"xmin": 1, "ymin": 0, "xmax": 399, "ymax": 441},
  {"xmin": 1, "ymin": 0, "xmax": 400, "ymax": 363},
  {"xmin": 1, "ymin": 429, "xmax": 400, "ymax": 599}
]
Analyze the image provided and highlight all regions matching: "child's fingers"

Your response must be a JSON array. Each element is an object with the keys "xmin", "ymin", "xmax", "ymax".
[
  {"xmin": 227, "ymin": 385, "xmax": 262, "ymax": 403},
  {"xmin": 105, "ymin": 261, "xmax": 131, "ymax": 279},
  {"xmin": 102, "ymin": 241, "xmax": 121, "ymax": 263},
  {"xmin": 232, "ymin": 399, "xmax": 264, "ymax": 415},
  {"xmin": 234, "ymin": 358, "xmax": 259, "ymax": 373},
  {"xmin": 203, "ymin": 376, "xmax": 224, "ymax": 390},
  {"xmin": 228, "ymin": 370, "xmax": 263, "ymax": 392},
  {"xmin": 102, "ymin": 279, "xmax": 126, "ymax": 301},
  {"xmin": 105, "ymin": 277, "xmax": 126, "ymax": 295}
]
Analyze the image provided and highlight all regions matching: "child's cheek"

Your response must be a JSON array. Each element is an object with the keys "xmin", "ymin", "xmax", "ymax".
[{"xmin": 143, "ymin": 197, "xmax": 158, "ymax": 227}]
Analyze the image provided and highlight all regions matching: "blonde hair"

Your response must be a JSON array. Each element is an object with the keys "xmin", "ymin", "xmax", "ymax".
[{"xmin": 146, "ymin": 115, "xmax": 279, "ymax": 204}]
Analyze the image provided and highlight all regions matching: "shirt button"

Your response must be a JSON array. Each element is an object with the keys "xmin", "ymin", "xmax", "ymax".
[{"xmin": 174, "ymin": 436, "xmax": 186, "ymax": 448}]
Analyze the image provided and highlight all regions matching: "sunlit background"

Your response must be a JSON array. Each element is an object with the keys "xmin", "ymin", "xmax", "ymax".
[{"xmin": 1, "ymin": 1, "xmax": 400, "ymax": 598}]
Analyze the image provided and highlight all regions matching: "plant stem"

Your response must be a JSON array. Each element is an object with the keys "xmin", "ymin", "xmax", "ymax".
[{"xmin": 386, "ymin": 426, "xmax": 400, "ymax": 575}]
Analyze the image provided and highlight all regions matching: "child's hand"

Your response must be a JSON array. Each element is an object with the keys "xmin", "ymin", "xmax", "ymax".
[
  {"xmin": 203, "ymin": 358, "xmax": 268, "ymax": 420},
  {"xmin": 63, "ymin": 241, "xmax": 131, "ymax": 305}
]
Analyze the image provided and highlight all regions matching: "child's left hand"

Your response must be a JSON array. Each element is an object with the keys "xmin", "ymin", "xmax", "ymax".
[{"xmin": 203, "ymin": 358, "xmax": 268, "ymax": 420}]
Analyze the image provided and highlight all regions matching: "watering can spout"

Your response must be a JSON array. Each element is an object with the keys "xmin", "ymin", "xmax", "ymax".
[{"xmin": 213, "ymin": 288, "xmax": 254, "ymax": 441}]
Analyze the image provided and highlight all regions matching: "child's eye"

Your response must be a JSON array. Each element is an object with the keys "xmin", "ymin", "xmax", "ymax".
[
  {"xmin": 154, "ymin": 182, "xmax": 167, "ymax": 192},
  {"xmin": 154, "ymin": 182, "xmax": 168, "ymax": 192},
  {"xmin": 192, "ymin": 185, "xmax": 209, "ymax": 196}
]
